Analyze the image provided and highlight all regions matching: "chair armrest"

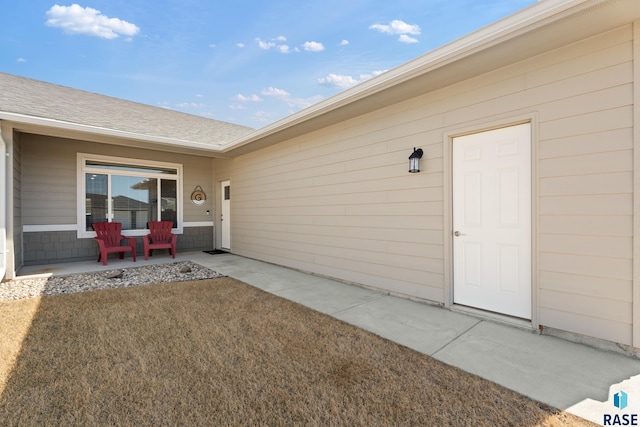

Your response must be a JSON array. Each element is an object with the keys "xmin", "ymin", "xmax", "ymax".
[{"xmin": 93, "ymin": 237, "xmax": 107, "ymax": 250}]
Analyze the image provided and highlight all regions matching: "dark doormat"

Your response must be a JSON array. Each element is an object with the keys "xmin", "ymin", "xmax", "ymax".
[{"xmin": 203, "ymin": 249, "xmax": 229, "ymax": 255}]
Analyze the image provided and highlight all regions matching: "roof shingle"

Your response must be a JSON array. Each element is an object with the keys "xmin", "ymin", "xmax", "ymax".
[{"xmin": 0, "ymin": 72, "xmax": 254, "ymax": 146}]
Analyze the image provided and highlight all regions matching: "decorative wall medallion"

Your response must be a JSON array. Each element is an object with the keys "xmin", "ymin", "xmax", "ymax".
[{"xmin": 191, "ymin": 185, "xmax": 207, "ymax": 206}]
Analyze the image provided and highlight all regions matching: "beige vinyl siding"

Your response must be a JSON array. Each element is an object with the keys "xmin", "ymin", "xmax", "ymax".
[
  {"xmin": 231, "ymin": 122, "xmax": 445, "ymax": 301},
  {"xmin": 449, "ymin": 24, "xmax": 631, "ymax": 345},
  {"xmin": 21, "ymin": 134, "xmax": 215, "ymax": 227},
  {"xmin": 229, "ymin": 24, "xmax": 635, "ymax": 345},
  {"xmin": 452, "ymin": 25, "xmax": 633, "ymax": 344},
  {"xmin": 533, "ymin": 27, "xmax": 634, "ymax": 345}
]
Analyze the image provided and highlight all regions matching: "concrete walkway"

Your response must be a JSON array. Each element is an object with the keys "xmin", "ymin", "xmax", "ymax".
[{"xmin": 19, "ymin": 251, "xmax": 640, "ymax": 425}]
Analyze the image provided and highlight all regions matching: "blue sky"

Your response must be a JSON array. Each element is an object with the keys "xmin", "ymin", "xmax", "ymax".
[{"xmin": 1, "ymin": 0, "xmax": 538, "ymax": 129}]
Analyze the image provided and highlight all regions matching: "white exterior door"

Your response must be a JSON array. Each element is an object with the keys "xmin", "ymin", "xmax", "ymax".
[
  {"xmin": 221, "ymin": 180, "xmax": 231, "ymax": 250},
  {"xmin": 452, "ymin": 123, "xmax": 531, "ymax": 319}
]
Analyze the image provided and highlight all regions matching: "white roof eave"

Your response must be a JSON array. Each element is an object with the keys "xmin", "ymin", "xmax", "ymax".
[{"xmin": 0, "ymin": 111, "xmax": 230, "ymax": 157}]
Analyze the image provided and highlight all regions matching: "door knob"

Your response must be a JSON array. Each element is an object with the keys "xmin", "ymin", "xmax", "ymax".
[{"xmin": 454, "ymin": 231, "xmax": 465, "ymax": 237}]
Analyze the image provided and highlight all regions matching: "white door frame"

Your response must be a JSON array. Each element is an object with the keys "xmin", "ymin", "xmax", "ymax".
[
  {"xmin": 0, "ymin": 126, "xmax": 7, "ymax": 280},
  {"xmin": 220, "ymin": 180, "xmax": 231, "ymax": 250},
  {"xmin": 443, "ymin": 115, "xmax": 538, "ymax": 328}
]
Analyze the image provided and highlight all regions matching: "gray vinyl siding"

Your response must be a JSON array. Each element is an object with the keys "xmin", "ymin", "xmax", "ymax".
[
  {"xmin": 23, "ymin": 230, "xmax": 98, "ymax": 265},
  {"xmin": 21, "ymin": 134, "xmax": 215, "ymax": 226},
  {"xmin": 227, "ymin": 25, "xmax": 635, "ymax": 345},
  {"xmin": 22, "ymin": 136, "xmax": 76, "ymax": 225},
  {"xmin": 21, "ymin": 226, "xmax": 212, "ymax": 265}
]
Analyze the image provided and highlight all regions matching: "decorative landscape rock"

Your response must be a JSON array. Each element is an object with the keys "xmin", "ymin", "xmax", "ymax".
[
  {"xmin": 106, "ymin": 270, "xmax": 124, "ymax": 279},
  {"xmin": 0, "ymin": 262, "xmax": 225, "ymax": 302}
]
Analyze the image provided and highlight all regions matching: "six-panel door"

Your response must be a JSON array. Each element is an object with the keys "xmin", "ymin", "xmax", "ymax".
[{"xmin": 452, "ymin": 123, "xmax": 532, "ymax": 319}]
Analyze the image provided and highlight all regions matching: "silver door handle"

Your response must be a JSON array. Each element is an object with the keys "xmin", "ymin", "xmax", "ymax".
[{"xmin": 454, "ymin": 231, "xmax": 465, "ymax": 237}]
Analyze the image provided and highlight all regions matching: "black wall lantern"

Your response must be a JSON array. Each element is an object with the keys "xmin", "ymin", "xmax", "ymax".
[{"xmin": 408, "ymin": 147, "xmax": 424, "ymax": 173}]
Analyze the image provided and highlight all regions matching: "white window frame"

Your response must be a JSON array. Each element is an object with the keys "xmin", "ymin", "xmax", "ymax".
[{"xmin": 77, "ymin": 153, "xmax": 183, "ymax": 238}]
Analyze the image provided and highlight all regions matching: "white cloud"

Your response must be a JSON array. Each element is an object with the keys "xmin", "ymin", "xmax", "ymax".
[
  {"xmin": 261, "ymin": 87, "xmax": 290, "ymax": 98},
  {"xmin": 209, "ymin": 44, "xmax": 217, "ymax": 48},
  {"xmin": 369, "ymin": 19, "xmax": 421, "ymax": 43},
  {"xmin": 303, "ymin": 41, "xmax": 325, "ymax": 52},
  {"xmin": 252, "ymin": 111, "xmax": 273, "ymax": 123},
  {"xmin": 369, "ymin": 19, "xmax": 421, "ymax": 36},
  {"xmin": 259, "ymin": 87, "xmax": 323, "ymax": 110},
  {"xmin": 284, "ymin": 94, "xmax": 323, "ymax": 109},
  {"xmin": 256, "ymin": 37, "xmax": 291, "ymax": 53},
  {"xmin": 319, "ymin": 70, "xmax": 387, "ymax": 89},
  {"xmin": 339, "ymin": 39, "xmax": 349, "ymax": 46},
  {"xmin": 236, "ymin": 42, "xmax": 245, "ymax": 48},
  {"xmin": 17, "ymin": 57, "xmax": 27, "ymax": 63},
  {"xmin": 45, "ymin": 4, "xmax": 140, "ymax": 39},
  {"xmin": 196, "ymin": 94, "xmax": 204, "ymax": 98},
  {"xmin": 398, "ymin": 34, "xmax": 419, "ymax": 44},
  {"xmin": 234, "ymin": 93, "xmax": 262, "ymax": 102},
  {"xmin": 176, "ymin": 102, "xmax": 206, "ymax": 108},
  {"xmin": 256, "ymin": 38, "xmax": 276, "ymax": 50},
  {"xmin": 360, "ymin": 70, "xmax": 386, "ymax": 80},
  {"xmin": 318, "ymin": 73, "xmax": 359, "ymax": 89}
]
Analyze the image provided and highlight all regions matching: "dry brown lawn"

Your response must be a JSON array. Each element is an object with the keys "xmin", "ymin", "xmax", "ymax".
[{"xmin": 0, "ymin": 277, "xmax": 595, "ymax": 426}]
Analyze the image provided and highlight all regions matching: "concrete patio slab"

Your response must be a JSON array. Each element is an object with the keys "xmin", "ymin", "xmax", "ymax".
[
  {"xmin": 432, "ymin": 320, "xmax": 640, "ymax": 423},
  {"xmin": 272, "ymin": 279, "xmax": 387, "ymax": 316},
  {"xmin": 333, "ymin": 295, "xmax": 481, "ymax": 355}
]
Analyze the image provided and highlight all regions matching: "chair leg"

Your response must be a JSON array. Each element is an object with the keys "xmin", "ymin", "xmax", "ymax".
[{"xmin": 101, "ymin": 251, "xmax": 108, "ymax": 266}]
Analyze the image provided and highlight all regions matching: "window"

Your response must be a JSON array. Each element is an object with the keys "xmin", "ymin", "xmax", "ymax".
[{"xmin": 78, "ymin": 154, "xmax": 182, "ymax": 237}]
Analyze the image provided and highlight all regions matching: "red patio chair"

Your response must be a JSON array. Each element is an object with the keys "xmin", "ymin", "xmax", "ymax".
[
  {"xmin": 143, "ymin": 221, "xmax": 177, "ymax": 260},
  {"xmin": 92, "ymin": 222, "xmax": 137, "ymax": 266}
]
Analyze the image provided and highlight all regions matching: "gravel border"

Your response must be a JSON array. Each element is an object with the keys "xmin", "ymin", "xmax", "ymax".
[{"xmin": 0, "ymin": 261, "xmax": 225, "ymax": 302}]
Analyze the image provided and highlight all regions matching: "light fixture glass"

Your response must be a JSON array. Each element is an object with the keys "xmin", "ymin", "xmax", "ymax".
[{"xmin": 408, "ymin": 147, "xmax": 423, "ymax": 173}]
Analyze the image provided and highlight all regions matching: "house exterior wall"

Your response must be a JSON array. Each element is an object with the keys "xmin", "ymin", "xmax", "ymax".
[
  {"xmin": 13, "ymin": 133, "xmax": 22, "ymax": 270},
  {"xmin": 22, "ymin": 226, "xmax": 213, "ymax": 266},
  {"xmin": 20, "ymin": 135, "xmax": 215, "ymax": 266},
  {"xmin": 212, "ymin": 158, "xmax": 233, "ymax": 250},
  {"xmin": 226, "ymin": 25, "xmax": 636, "ymax": 346}
]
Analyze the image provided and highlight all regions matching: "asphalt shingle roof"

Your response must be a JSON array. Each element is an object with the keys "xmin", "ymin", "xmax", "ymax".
[{"xmin": 0, "ymin": 72, "xmax": 255, "ymax": 146}]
